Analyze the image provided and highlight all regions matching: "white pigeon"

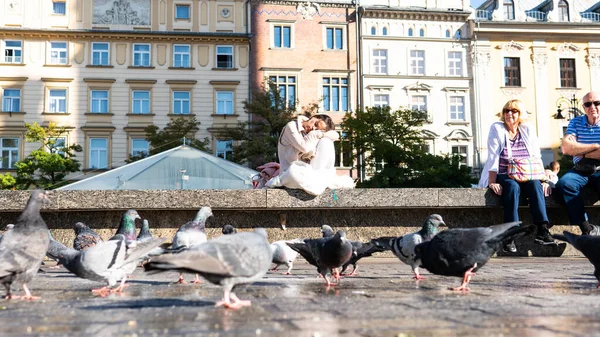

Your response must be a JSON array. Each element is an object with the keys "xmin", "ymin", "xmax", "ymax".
[
  {"xmin": 170, "ymin": 206, "xmax": 212, "ymax": 284},
  {"xmin": 270, "ymin": 240, "xmax": 301, "ymax": 274}
]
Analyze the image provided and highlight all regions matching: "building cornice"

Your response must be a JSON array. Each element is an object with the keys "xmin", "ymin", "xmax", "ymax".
[
  {"xmin": 165, "ymin": 80, "xmax": 198, "ymax": 85},
  {"xmin": 209, "ymin": 81, "xmax": 241, "ymax": 86},
  {"xmin": 83, "ymin": 78, "xmax": 117, "ymax": 83},
  {"xmin": 255, "ymin": 1, "xmax": 354, "ymax": 9},
  {"xmin": 363, "ymin": 8, "xmax": 471, "ymax": 22},
  {"xmin": 41, "ymin": 77, "xmax": 74, "ymax": 83},
  {"xmin": 470, "ymin": 20, "xmax": 600, "ymax": 37},
  {"xmin": 0, "ymin": 77, "xmax": 28, "ymax": 82},
  {"xmin": 125, "ymin": 79, "xmax": 158, "ymax": 84}
]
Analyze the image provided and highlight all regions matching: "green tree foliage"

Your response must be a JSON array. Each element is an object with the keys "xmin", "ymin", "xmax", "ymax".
[
  {"xmin": 14, "ymin": 122, "xmax": 82, "ymax": 189},
  {"xmin": 342, "ymin": 106, "xmax": 475, "ymax": 188},
  {"xmin": 126, "ymin": 116, "xmax": 210, "ymax": 163}
]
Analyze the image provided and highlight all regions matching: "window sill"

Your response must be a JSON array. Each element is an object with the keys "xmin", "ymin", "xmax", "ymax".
[
  {"xmin": 321, "ymin": 49, "xmax": 346, "ymax": 52},
  {"xmin": 446, "ymin": 121, "xmax": 470, "ymax": 126},
  {"xmin": 556, "ymin": 87, "xmax": 581, "ymax": 90},
  {"xmin": 44, "ymin": 64, "xmax": 71, "ymax": 67},
  {"xmin": 212, "ymin": 67, "xmax": 238, "ymax": 71},
  {"xmin": 500, "ymin": 86, "xmax": 524, "ymax": 89},
  {"xmin": 127, "ymin": 113, "xmax": 155, "ymax": 116},
  {"xmin": 1, "ymin": 111, "xmax": 26, "ymax": 115},
  {"xmin": 0, "ymin": 63, "xmax": 25, "ymax": 66},
  {"xmin": 269, "ymin": 47, "xmax": 294, "ymax": 50},
  {"xmin": 168, "ymin": 67, "xmax": 195, "ymax": 70},
  {"xmin": 0, "ymin": 169, "xmax": 17, "ymax": 172},
  {"xmin": 174, "ymin": 18, "xmax": 191, "ymax": 21},
  {"xmin": 83, "ymin": 168, "xmax": 110, "ymax": 173},
  {"xmin": 85, "ymin": 112, "xmax": 114, "ymax": 116},
  {"xmin": 86, "ymin": 65, "xmax": 114, "ymax": 68},
  {"xmin": 168, "ymin": 113, "xmax": 196, "ymax": 117},
  {"xmin": 42, "ymin": 112, "xmax": 70, "ymax": 115},
  {"xmin": 211, "ymin": 114, "xmax": 239, "ymax": 118},
  {"xmin": 128, "ymin": 66, "xmax": 155, "ymax": 69}
]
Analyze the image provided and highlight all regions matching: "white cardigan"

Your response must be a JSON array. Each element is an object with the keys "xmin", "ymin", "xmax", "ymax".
[{"xmin": 477, "ymin": 122, "xmax": 542, "ymax": 188}]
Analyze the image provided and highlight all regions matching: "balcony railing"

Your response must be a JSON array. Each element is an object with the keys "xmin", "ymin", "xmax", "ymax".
[
  {"xmin": 525, "ymin": 10, "xmax": 547, "ymax": 21},
  {"xmin": 4, "ymin": 56, "xmax": 22, "ymax": 64},
  {"xmin": 581, "ymin": 12, "xmax": 600, "ymax": 22},
  {"xmin": 475, "ymin": 10, "xmax": 491, "ymax": 21}
]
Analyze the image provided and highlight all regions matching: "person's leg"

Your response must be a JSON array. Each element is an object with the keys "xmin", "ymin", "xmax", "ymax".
[
  {"xmin": 521, "ymin": 180, "xmax": 555, "ymax": 244},
  {"xmin": 555, "ymin": 170, "xmax": 592, "ymax": 233},
  {"xmin": 496, "ymin": 174, "xmax": 519, "ymax": 252}
]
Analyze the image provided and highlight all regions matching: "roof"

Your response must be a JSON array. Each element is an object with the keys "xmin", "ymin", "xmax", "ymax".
[{"xmin": 57, "ymin": 145, "xmax": 258, "ymax": 190}]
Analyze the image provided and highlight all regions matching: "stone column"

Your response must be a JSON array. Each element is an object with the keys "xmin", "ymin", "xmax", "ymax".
[
  {"xmin": 531, "ymin": 43, "xmax": 552, "ymax": 162},
  {"xmin": 587, "ymin": 52, "xmax": 600, "ymax": 92},
  {"xmin": 471, "ymin": 40, "xmax": 492, "ymax": 173}
]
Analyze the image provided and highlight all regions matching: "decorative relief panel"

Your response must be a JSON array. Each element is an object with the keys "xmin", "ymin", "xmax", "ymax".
[
  {"xmin": 296, "ymin": 2, "xmax": 320, "ymax": 20},
  {"xmin": 73, "ymin": 42, "xmax": 86, "ymax": 64},
  {"xmin": 93, "ymin": 0, "xmax": 151, "ymax": 25},
  {"xmin": 239, "ymin": 46, "xmax": 248, "ymax": 68},
  {"xmin": 197, "ymin": 46, "xmax": 209, "ymax": 67},
  {"xmin": 157, "ymin": 44, "xmax": 167, "ymax": 66},
  {"xmin": 116, "ymin": 44, "xmax": 127, "ymax": 65}
]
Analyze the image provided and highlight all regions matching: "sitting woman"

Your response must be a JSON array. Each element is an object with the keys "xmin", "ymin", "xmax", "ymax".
[{"xmin": 477, "ymin": 99, "xmax": 555, "ymax": 251}]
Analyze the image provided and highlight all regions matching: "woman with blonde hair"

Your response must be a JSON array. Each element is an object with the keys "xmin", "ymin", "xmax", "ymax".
[{"xmin": 478, "ymin": 99, "xmax": 555, "ymax": 251}]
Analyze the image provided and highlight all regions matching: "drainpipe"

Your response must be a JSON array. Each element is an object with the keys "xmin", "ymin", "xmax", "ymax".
[
  {"xmin": 246, "ymin": 0, "xmax": 253, "ymax": 115},
  {"xmin": 354, "ymin": 0, "xmax": 365, "ymax": 182}
]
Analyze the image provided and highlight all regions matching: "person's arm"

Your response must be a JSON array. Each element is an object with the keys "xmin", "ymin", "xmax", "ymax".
[
  {"xmin": 281, "ymin": 122, "xmax": 323, "ymax": 153},
  {"xmin": 310, "ymin": 138, "xmax": 335, "ymax": 170},
  {"xmin": 561, "ymin": 134, "xmax": 600, "ymax": 157}
]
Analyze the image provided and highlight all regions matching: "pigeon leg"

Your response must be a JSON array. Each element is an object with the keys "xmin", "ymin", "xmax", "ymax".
[
  {"xmin": 110, "ymin": 277, "xmax": 129, "ymax": 293},
  {"xmin": 451, "ymin": 263, "xmax": 478, "ymax": 291},
  {"xmin": 324, "ymin": 274, "xmax": 338, "ymax": 287},
  {"xmin": 3, "ymin": 284, "xmax": 16, "ymax": 299},
  {"xmin": 413, "ymin": 267, "xmax": 426, "ymax": 280},
  {"xmin": 283, "ymin": 262, "xmax": 293, "ymax": 275},
  {"xmin": 192, "ymin": 274, "xmax": 203, "ymax": 284},
  {"xmin": 19, "ymin": 284, "xmax": 40, "ymax": 300},
  {"xmin": 344, "ymin": 265, "xmax": 359, "ymax": 277},
  {"xmin": 91, "ymin": 286, "xmax": 111, "ymax": 297},
  {"xmin": 176, "ymin": 273, "xmax": 187, "ymax": 284},
  {"xmin": 269, "ymin": 265, "xmax": 279, "ymax": 272},
  {"xmin": 229, "ymin": 292, "xmax": 251, "ymax": 307},
  {"xmin": 215, "ymin": 288, "xmax": 250, "ymax": 309}
]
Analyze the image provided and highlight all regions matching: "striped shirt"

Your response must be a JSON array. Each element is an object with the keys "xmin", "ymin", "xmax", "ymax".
[
  {"xmin": 565, "ymin": 115, "xmax": 600, "ymax": 163},
  {"xmin": 498, "ymin": 132, "xmax": 530, "ymax": 174}
]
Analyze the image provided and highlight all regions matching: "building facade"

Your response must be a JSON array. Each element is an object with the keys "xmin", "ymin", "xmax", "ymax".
[{"xmin": 0, "ymin": 0, "xmax": 251, "ymax": 179}]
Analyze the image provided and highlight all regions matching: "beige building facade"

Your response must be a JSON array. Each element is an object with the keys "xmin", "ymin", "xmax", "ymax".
[{"xmin": 0, "ymin": 0, "xmax": 251, "ymax": 179}]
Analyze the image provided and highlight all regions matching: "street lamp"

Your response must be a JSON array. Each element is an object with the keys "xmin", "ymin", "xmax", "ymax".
[
  {"xmin": 179, "ymin": 169, "xmax": 187, "ymax": 190},
  {"xmin": 555, "ymin": 94, "xmax": 582, "ymax": 120}
]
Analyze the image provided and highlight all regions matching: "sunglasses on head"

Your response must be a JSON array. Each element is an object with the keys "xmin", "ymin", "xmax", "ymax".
[{"xmin": 583, "ymin": 101, "xmax": 600, "ymax": 108}]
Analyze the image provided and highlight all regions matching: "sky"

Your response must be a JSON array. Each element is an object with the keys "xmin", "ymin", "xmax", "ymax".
[{"xmin": 471, "ymin": 0, "xmax": 486, "ymax": 7}]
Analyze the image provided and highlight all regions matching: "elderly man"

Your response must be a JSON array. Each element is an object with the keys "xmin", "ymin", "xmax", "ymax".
[{"xmin": 555, "ymin": 91, "xmax": 600, "ymax": 235}]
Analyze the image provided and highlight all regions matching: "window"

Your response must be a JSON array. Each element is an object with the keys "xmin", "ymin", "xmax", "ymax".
[
  {"xmin": 504, "ymin": 57, "xmax": 521, "ymax": 86},
  {"xmin": 325, "ymin": 27, "xmax": 343, "ymax": 50},
  {"xmin": 173, "ymin": 91, "xmax": 190, "ymax": 114},
  {"xmin": 503, "ymin": 0, "xmax": 515, "ymax": 20},
  {"xmin": 132, "ymin": 90, "xmax": 150, "ymax": 114},
  {"xmin": 373, "ymin": 94, "xmax": 389, "ymax": 108},
  {"xmin": 408, "ymin": 28, "xmax": 413, "ymax": 36},
  {"xmin": 216, "ymin": 91, "xmax": 234, "ymax": 115},
  {"xmin": 273, "ymin": 25, "xmax": 292, "ymax": 48},
  {"xmin": 269, "ymin": 75, "xmax": 296, "ymax": 109},
  {"xmin": 334, "ymin": 136, "xmax": 352, "ymax": 168},
  {"xmin": 558, "ymin": 0, "xmax": 569, "ymax": 21},
  {"xmin": 133, "ymin": 44, "xmax": 151, "ymax": 67},
  {"xmin": 559, "ymin": 58, "xmax": 576, "ymax": 88},
  {"xmin": 411, "ymin": 95, "xmax": 427, "ymax": 112},
  {"xmin": 216, "ymin": 46, "xmax": 233, "ymax": 68},
  {"xmin": 90, "ymin": 90, "xmax": 109, "ymax": 113},
  {"xmin": 445, "ymin": 30, "xmax": 451, "ymax": 38},
  {"xmin": 455, "ymin": 30, "xmax": 462, "ymax": 39},
  {"xmin": 216, "ymin": 140, "xmax": 233, "ymax": 161},
  {"xmin": 410, "ymin": 50, "xmax": 425, "ymax": 75},
  {"xmin": 89, "ymin": 138, "xmax": 108, "ymax": 169},
  {"xmin": 175, "ymin": 4, "xmax": 190, "ymax": 19},
  {"xmin": 48, "ymin": 89, "xmax": 67, "ymax": 113},
  {"xmin": 371, "ymin": 26, "xmax": 376, "ymax": 35},
  {"xmin": 52, "ymin": 1, "xmax": 66, "ymax": 15},
  {"xmin": 449, "ymin": 96, "xmax": 465, "ymax": 121},
  {"xmin": 49, "ymin": 42, "xmax": 68, "ymax": 65},
  {"xmin": 448, "ymin": 51, "xmax": 462, "ymax": 76},
  {"xmin": 382, "ymin": 27, "xmax": 388, "ymax": 36},
  {"xmin": 131, "ymin": 139, "xmax": 149, "ymax": 157},
  {"xmin": 49, "ymin": 137, "xmax": 66, "ymax": 157},
  {"xmin": 91, "ymin": 42, "xmax": 110, "ymax": 66},
  {"xmin": 322, "ymin": 76, "xmax": 348, "ymax": 112},
  {"xmin": 173, "ymin": 44, "xmax": 190, "ymax": 68},
  {"xmin": 419, "ymin": 28, "xmax": 425, "ymax": 37},
  {"xmin": 0, "ymin": 138, "xmax": 19, "ymax": 169},
  {"xmin": 2, "ymin": 89, "xmax": 21, "ymax": 112},
  {"xmin": 4, "ymin": 41, "xmax": 22, "ymax": 64},
  {"xmin": 452, "ymin": 145, "xmax": 468, "ymax": 167},
  {"xmin": 372, "ymin": 49, "xmax": 388, "ymax": 74}
]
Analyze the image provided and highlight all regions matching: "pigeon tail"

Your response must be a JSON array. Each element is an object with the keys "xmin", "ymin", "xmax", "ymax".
[{"xmin": 486, "ymin": 223, "xmax": 535, "ymax": 248}]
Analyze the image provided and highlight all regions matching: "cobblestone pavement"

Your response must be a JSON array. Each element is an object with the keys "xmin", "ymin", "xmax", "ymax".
[{"xmin": 1, "ymin": 257, "xmax": 600, "ymax": 337}]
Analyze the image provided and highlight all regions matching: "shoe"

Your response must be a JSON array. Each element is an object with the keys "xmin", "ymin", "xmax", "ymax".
[
  {"xmin": 502, "ymin": 241, "xmax": 517, "ymax": 253},
  {"xmin": 584, "ymin": 224, "xmax": 600, "ymax": 236},
  {"xmin": 534, "ymin": 228, "xmax": 557, "ymax": 245}
]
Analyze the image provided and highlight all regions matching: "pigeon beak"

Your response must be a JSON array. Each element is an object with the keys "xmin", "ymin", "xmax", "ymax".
[{"xmin": 440, "ymin": 221, "xmax": 447, "ymax": 227}]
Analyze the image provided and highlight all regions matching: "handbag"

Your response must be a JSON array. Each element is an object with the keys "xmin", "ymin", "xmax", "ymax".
[
  {"xmin": 574, "ymin": 157, "xmax": 600, "ymax": 176},
  {"xmin": 505, "ymin": 133, "xmax": 546, "ymax": 183}
]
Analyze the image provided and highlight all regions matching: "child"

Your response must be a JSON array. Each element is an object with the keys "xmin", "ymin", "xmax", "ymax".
[{"xmin": 545, "ymin": 161, "xmax": 560, "ymax": 187}]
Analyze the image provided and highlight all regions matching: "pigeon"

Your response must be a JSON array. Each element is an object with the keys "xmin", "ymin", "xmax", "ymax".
[
  {"xmin": 47, "ymin": 230, "xmax": 68, "ymax": 264},
  {"xmin": 0, "ymin": 224, "xmax": 15, "ymax": 242},
  {"xmin": 170, "ymin": 206, "xmax": 212, "ymax": 283},
  {"xmin": 553, "ymin": 231, "xmax": 600, "ymax": 288},
  {"xmin": 145, "ymin": 228, "xmax": 272, "ymax": 309},
  {"xmin": 388, "ymin": 214, "xmax": 446, "ymax": 280},
  {"xmin": 414, "ymin": 221, "xmax": 534, "ymax": 291},
  {"xmin": 57, "ymin": 235, "xmax": 166, "ymax": 296},
  {"xmin": 0, "ymin": 190, "xmax": 50, "ymax": 299},
  {"xmin": 286, "ymin": 230, "xmax": 353, "ymax": 287},
  {"xmin": 137, "ymin": 219, "xmax": 153, "ymax": 243},
  {"xmin": 73, "ymin": 222, "xmax": 103, "ymax": 251},
  {"xmin": 270, "ymin": 240, "xmax": 301, "ymax": 274},
  {"xmin": 340, "ymin": 239, "xmax": 390, "ymax": 276},
  {"xmin": 321, "ymin": 225, "xmax": 334, "ymax": 238},
  {"xmin": 222, "ymin": 224, "xmax": 237, "ymax": 235},
  {"xmin": 110, "ymin": 209, "xmax": 141, "ymax": 241}
]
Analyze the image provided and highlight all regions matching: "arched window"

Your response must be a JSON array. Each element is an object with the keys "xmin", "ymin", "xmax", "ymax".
[
  {"xmin": 371, "ymin": 26, "xmax": 376, "ymax": 35},
  {"xmin": 455, "ymin": 30, "xmax": 462, "ymax": 39},
  {"xmin": 408, "ymin": 28, "xmax": 413, "ymax": 36},
  {"xmin": 382, "ymin": 27, "xmax": 388, "ymax": 35},
  {"xmin": 419, "ymin": 28, "xmax": 425, "ymax": 37},
  {"xmin": 503, "ymin": 0, "xmax": 515, "ymax": 20},
  {"xmin": 558, "ymin": 0, "xmax": 569, "ymax": 22},
  {"xmin": 445, "ymin": 29, "xmax": 451, "ymax": 38}
]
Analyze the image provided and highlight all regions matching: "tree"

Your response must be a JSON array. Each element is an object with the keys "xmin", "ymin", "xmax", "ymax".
[
  {"xmin": 341, "ymin": 106, "xmax": 475, "ymax": 188},
  {"xmin": 126, "ymin": 116, "xmax": 210, "ymax": 163},
  {"xmin": 14, "ymin": 122, "xmax": 83, "ymax": 189}
]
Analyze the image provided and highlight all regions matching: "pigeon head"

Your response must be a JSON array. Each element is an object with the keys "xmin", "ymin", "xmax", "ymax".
[
  {"xmin": 333, "ymin": 230, "xmax": 347, "ymax": 242},
  {"xmin": 254, "ymin": 228, "xmax": 268, "ymax": 239},
  {"xmin": 222, "ymin": 224, "xmax": 237, "ymax": 235},
  {"xmin": 125, "ymin": 210, "xmax": 141, "ymax": 222},
  {"xmin": 192, "ymin": 207, "xmax": 213, "ymax": 227},
  {"xmin": 142, "ymin": 219, "xmax": 150, "ymax": 231},
  {"xmin": 321, "ymin": 225, "xmax": 334, "ymax": 238},
  {"xmin": 5, "ymin": 224, "xmax": 14, "ymax": 231},
  {"xmin": 420, "ymin": 214, "xmax": 445, "ymax": 238},
  {"xmin": 74, "ymin": 222, "xmax": 89, "ymax": 234}
]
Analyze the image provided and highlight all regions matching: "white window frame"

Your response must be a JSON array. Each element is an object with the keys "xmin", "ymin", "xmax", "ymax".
[
  {"xmin": 322, "ymin": 76, "xmax": 349, "ymax": 112},
  {"xmin": 132, "ymin": 43, "xmax": 151, "ymax": 67},
  {"xmin": 215, "ymin": 140, "xmax": 233, "ymax": 161},
  {"xmin": 0, "ymin": 137, "xmax": 19, "ymax": 169},
  {"xmin": 48, "ymin": 89, "xmax": 67, "ymax": 113},
  {"xmin": 89, "ymin": 137, "xmax": 108, "ymax": 169},
  {"xmin": 272, "ymin": 24, "xmax": 293, "ymax": 49},
  {"xmin": 3, "ymin": 40, "xmax": 22, "ymax": 64},
  {"xmin": 52, "ymin": 1, "xmax": 66, "ymax": 15},
  {"xmin": 372, "ymin": 49, "xmax": 388, "ymax": 74},
  {"xmin": 268, "ymin": 74, "xmax": 297, "ymax": 109},
  {"xmin": 410, "ymin": 50, "xmax": 425, "ymax": 75},
  {"xmin": 324, "ymin": 26, "xmax": 345, "ymax": 50},
  {"xmin": 447, "ymin": 51, "xmax": 463, "ymax": 76},
  {"xmin": 91, "ymin": 42, "xmax": 110, "ymax": 66},
  {"xmin": 216, "ymin": 45, "xmax": 234, "ymax": 69},
  {"xmin": 411, "ymin": 95, "xmax": 427, "ymax": 112},
  {"xmin": 216, "ymin": 91, "xmax": 234, "ymax": 115},
  {"xmin": 173, "ymin": 91, "xmax": 190, "ymax": 115},
  {"xmin": 373, "ymin": 94, "xmax": 389, "ymax": 108},
  {"xmin": 131, "ymin": 138, "xmax": 149, "ymax": 157},
  {"xmin": 90, "ymin": 89, "xmax": 109, "ymax": 113},
  {"xmin": 132, "ymin": 90, "xmax": 150, "ymax": 114},
  {"xmin": 49, "ymin": 41, "xmax": 68, "ymax": 65},
  {"xmin": 175, "ymin": 4, "xmax": 191, "ymax": 19},
  {"xmin": 48, "ymin": 137, "xmax": 66, "ymax": 157},
  {"xmin": 173, "ymin": 44, "xmax": 191, "ymax": 68},
  {"xmin": 2, "ymin": 88, "xmax": 21, "ymax": 112},
  {"xmin": 449, "ymin": 96, "xmax": 466, "ymax": 121},
  {"xmin": 451, "ymin": 145, "xmax": 468, "ymax": 167}
]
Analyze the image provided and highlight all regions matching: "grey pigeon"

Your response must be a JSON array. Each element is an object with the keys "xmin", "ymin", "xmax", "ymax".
[
  {"xmin": 414, "ymin": 222, "xmax": 534, "ymax": 291},
  {"xmin": 0, "ymin": 224, "xmax": 15, "ymax": 242},
  {"xmin": 388, "ymin": 214, "xmax": 446, "ymax": 280},
  {"xmin": 73, "ymin": 222, "xmax": 103, "ymax": 251},
  {"xmin": 340, "ymin": 239, "xmax": 389, "ymax": 276},
  {"xmin": 287, "ymin": 230, "xmax": 353, "ymax": 287},
  {"xmin": 553, "ymin": 231, "xmax": 600, "ymax": 288},
  {"xmin": 170, "ymin": 206, "xmax": 212, "ymax": 283},
  {"xmin": 47, "ymin": 230, "xmax": 68, "ymax": 263},
  {"xmin": 321, "ymin": 225, "xmax": 334, "ymax": 238},
  {"xmin": 57, "ymin": 235, "xmax": 166, "ymax": 296},
  {"xmin": 110, "ymin": 209, "xmax": 141, "ymax": 241},
  {"xmin": 0, "ymin": 190, "xmax": 50, "ymax": 299},
  {"xmin": 222, "ymin": 224, "xmax": 237, "ymax": 235},
  {"xmin": 145, "ymin": 228, "xmax": 272, "ymax": 309},
  {"xmin": 270, "ymin": 240, "xmax": 301, "ymax": 274},
  {"xmin": 137, "ymin": 219, "xmax": 153, "ymax": 242}
]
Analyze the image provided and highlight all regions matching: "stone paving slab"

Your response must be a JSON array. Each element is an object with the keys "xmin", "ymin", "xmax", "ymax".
[{"xmin": 1, "ymin": 258, "xmax": 600, "ymax": 336}]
